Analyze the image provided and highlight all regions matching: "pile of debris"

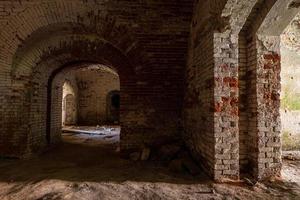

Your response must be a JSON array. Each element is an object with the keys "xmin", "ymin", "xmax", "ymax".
[
  {"xmin": 128, "ymin": 142, "xmax": 202, "ymax": 176},
  {"xmin": 282, "ymin": 151, "xmax": 300, "ymax": 161}
]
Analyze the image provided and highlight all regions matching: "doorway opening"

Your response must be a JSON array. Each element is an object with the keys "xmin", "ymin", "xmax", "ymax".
[
  {"xmin": 279, "ymin": 13, "xmax": 300, "ymax": 182},
  {"xmin": 107, "ymin": 90, "xmax": 120, "ymax": 124},
  {"xmin": 238, "ymin": 0, "xmax": 300, "ymax": 180},
  {"xmin": 62, "ymin": 81, "xmax": 77, "ymax": 126},
  {"xmin": 51, "ymin": 64, "xmax": 121, "ymax": 147},
  {"xmin": 280, "ymin": 14, "xmax": 300, "ymax": 152}
]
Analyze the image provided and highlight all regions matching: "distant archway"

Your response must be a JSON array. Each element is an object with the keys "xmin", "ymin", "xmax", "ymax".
[
  {"xmin": 46, "ymin": 61, "xmax": 125, "ymax": 145},
  {"xmin": 62, "ymin": 80, "xmax": 78, "ymax": 127},
  {"xmin": 63, "ymin": 94, "xmax": 76, "ymax": 126}
]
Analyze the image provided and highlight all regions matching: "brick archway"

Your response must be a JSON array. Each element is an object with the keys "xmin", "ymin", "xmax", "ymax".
[
  {"xmin": 14, "ymin": 41, "xmax": 138, "ymax": 156},
  {"xmin": 46, "ymin": 62, "xmax": 122, "ymax": 146},
  {"xmin": 1, "ymin": 21, "xmax": 143, "ymax": 157},
  {"xmin": 238, "ymin": 0, "xmax": 299, "ymax": 180},
  {"xmin": 0, "ymin": 1, "xmax": 193, "ymax": 160},
  {"xmin": 183, "ymin": 0, "xmax": 300, "ymax": 181}
]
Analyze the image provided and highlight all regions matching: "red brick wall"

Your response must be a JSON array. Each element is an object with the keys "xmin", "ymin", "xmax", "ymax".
[
  {"xmin": 183, "ymin": 0, "xmax": 217, "ymax": 178},
  {"xmin": 0, "ymin": 0, "xmax": 293, "ymax": 182},
  {"xmin": 0, "ymin": 0, "xmax": 194, "ymax": 157},
  {"xmin": 236, "ymin": 0, "xmax": 298, "ymax": 180}
]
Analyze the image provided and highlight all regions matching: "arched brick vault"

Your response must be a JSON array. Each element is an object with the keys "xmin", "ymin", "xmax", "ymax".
[
  {"xmin": 1, "ymin": 22, "xmax": 141, "ymax": 157},
  {"xmin": 11, "ymin": 23, "xmax": 140, "ymax": 76},
  {"xmin": 238, "ymin": 0, "xmax": 300, "ymax": 180},
  {"xmin": 0, "ymin": 0, "xmax": 194, "ymax": 157},
  {"xmin": 47, "ymin": 62, "xmax": 121, "ymax": 147},
  {"xmin": 184, "ymin": 0, "xmax": 300, "ymax": 182},
  {"xmin": 184, "ymin": 0, "xmax": 259, "ymax": 181},
  {"xmin": 3, "ymin": 0, "xmax": 299, "ymax": 182}
]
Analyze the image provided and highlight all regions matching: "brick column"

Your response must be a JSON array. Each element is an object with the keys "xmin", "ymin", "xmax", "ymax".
[
  {"xmin": 213, "ymin": 31, "xmax": 239, "ymax": 181},
  {"xmin": 255, "ymin": 35, "xmax": 281, "ymax": 180}
]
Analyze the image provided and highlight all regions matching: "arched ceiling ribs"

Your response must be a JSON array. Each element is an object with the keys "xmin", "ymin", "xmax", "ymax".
[
  {"xmin": 0, "ymin": 2, "xmax": 148, "ymax": 78},
  {"xmin": 10, "ymin": 21, "xmax": 146, "ymax": 79},
  {"xmin": 220, "ymin": 0, "xmax": 258, "ymax": 34},
  {"xmin": 191, "ymin": 0, "xmax": 257, "ymax": 47},
  {"xmin": 258, "ymin": 0, "xmax": 300, "ymax": 36}
]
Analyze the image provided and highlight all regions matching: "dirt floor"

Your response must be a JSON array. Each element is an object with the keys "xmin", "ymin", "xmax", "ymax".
[{"xmin": 0, "ymin": 127, "xmax": 300, "ymax": 200}]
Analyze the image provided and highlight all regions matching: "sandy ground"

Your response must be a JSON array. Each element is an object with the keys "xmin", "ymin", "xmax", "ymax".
[{"xmin": 0, "ymin": 127, "xmax": 300, "ymax": 200}]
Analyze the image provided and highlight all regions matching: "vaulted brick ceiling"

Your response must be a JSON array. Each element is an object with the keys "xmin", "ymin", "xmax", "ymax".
[
  {"xmin": 0, "ymin": 1, "xmax": 195, "ymax": 114},
  {"xmin": 0, "ymin": 0, "xmax": 194, "ymax": 77},
  {"xmin": 0, "ymin": 0, "xmax": 195, "ymax": 157}
]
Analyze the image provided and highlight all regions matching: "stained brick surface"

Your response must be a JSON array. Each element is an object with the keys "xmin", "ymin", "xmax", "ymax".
[
  {"xmin": 0, "ymin": 0, "xmax": 296, "ymax": 182},
  {"xmin": 0, "ymin": 0, "xmax": 194, "ymax": 157}
]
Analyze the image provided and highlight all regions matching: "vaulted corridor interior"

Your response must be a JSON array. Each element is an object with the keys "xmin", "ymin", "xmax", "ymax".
[{"xmin": 1, "ymin": 0, "xmax": 300, "ymax": 199}]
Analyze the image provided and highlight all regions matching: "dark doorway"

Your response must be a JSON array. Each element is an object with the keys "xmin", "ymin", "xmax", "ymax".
[{"xmin": 107, "ymin": 90, "xmax": 120, "ymax": 124}]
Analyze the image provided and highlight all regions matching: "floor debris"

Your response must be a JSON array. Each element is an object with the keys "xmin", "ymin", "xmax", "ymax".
[{"xmin": 0, "ymin": 127, "xmax": 299, "ymax": 199}]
